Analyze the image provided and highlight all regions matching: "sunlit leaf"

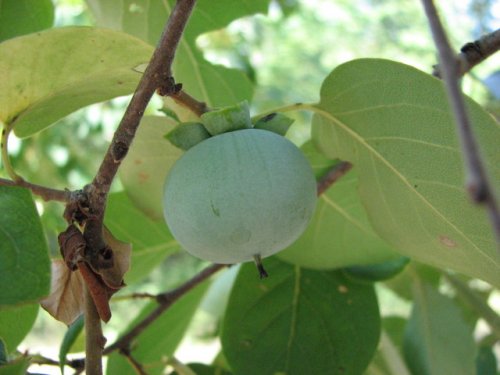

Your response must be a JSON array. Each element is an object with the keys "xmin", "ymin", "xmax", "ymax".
[
  {"xmin": 0, "ymin": 27, "xmax": 153, "ymax": 137},
  {"xmin": 313, "ymin": 58, "xmax": 500, "ymax": 286},
  {"xmin": 86, "ymin": 0, "xmax": 264, "ymax": 108},
  {"xmin": 0, "ymin": 186, "xmax": 50, "ymax": 305},
  {"xmin": 222, "ymin": 258, "xmax": 380, "ymax": 375},
  {"xmin": 118, "ymin": 116, "xmax": 182, "ymax": 220},
  {"xmin": 40, "ymin": 260, "xmax": 85, "ymax": 326},
  {"xmin": 278, "ymin": 141, "xmax": 399, "ymax": 269},
  {"xmin": 0, "ymin": 0, "xmax": 54, "ymax": 42},
  {"xmin": 104, "ymin": 192, "xmax": 179, "ymax": 284}
]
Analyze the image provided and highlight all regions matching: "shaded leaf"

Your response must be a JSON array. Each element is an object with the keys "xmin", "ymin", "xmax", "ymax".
[
  {"xmin": 278, "ymin": 142, "xmax": 399, "ymax": 269},
  {"xmin": 476, "ymin": 345, "xmax": 497, "ymax": 375},
  {"xmin": 104, "ymin": 192, "xmax": 179, "ymax": 284},
  {"xmin": 221, "ymin": 258, "xmax": 380, "ymax": 375},
  {"xmin": 313, "ymin": 58, "xmax": 500, "ymax": 286},
  {"xmin": 106, "ymin": 279, "xmax": 210, "ymax": 375},
  {"xmin": 403, "ymin": 269, "xmax": 476, "ymax": 375},
  {"xmin": 59, "ymin": 315, "xmax": 84, "ymax": 373},
  {"xmin": 0, "ymin": 340, "xmax": 5, "ymax": 365},
  {"xmin": 0, "ymin": 27, "xmax": 153, "ymax": 137},
  {"xmin": 171, "ymin": 363, "xmax": 232, "ymax": 375},
  {"xmin": 0, "ymin": 304, "xmax": 38, "ymax": 353},
  {"xmin": 0, "ymin": 0, "xmax": 54, "ymax": 42},
  {"xmin": 40, "ymin": 260, "xmax": 85, "ymax": 325},
  {"xmin": 118, "ymin": 116, "xmax": 183, "ymax": 219},
  {"xmin": 0, "ymin": 186, "xmax": 50, "ymax": 305},
  {"xmin": 342, "ymin": 256, "xmax": 410, "ymax": 283},
  {"xmin": 0, "ymin": 356, "xmax": 29, "ymax": 375}
]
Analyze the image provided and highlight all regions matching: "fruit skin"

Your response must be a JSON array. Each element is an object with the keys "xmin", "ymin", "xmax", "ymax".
[{"xmin": 163, "ymin": 129, "xmax": 317, "ymax": 264}]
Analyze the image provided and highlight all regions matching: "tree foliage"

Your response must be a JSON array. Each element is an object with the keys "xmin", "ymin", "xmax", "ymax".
[{"xmin": 0, "ymin": 1, "xmax": 499, "ymax": 374}]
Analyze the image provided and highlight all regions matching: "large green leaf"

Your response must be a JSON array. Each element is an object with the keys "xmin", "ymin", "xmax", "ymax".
[
  {"xmin": 278, "ymin": 141, "xmax": 399, "ymax": 269},
  {"xmin": 118, "ymin": 116, "xmax": 182, "ymax": 219},
  {"xmin": 0, "ymin": 27, "xmax": 153, "ymax": 137},
  {"xmin": 86, "ymin": 0, "xmax": 264, "ymax": 107},
  {"xmin": 0, "ymin": 304, "xmax": 38, "ymax": 353},
  {"xmin": 403, "ymin": 269, "xmax": 476, "ymax": 375},
  {"xmin": 313, "ymin": 58, "xmax": 500, "ymax": 287},
  {"xmin": 0, "ymin": 186, "xmax": 50, "ymax": 305},
  {"xmin": 221, "ymin": 258, "xmax": 380, "ymax": 375},
  {"xmin": 104, "ymin": 192, "xmax": 179, "ymax": 284},
  {"xmin": 0, "ymin": 0, "xmax": 54, "ymax": 42},
  {"xmin": 106, "ymin": 279, "xmax": 210, "ymax": 375}
]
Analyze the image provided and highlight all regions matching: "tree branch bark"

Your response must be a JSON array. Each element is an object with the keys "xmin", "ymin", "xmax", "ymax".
[
  {"xmin": 420, "ymin": 0, "xmax": 500, "ymax": 248},
  {"xmin": 433, "ymin": 28, "xmax": 500, "ymax": 77},
  {"xmin": 103, "ymin": 263, "xmax": 226, "ymax": 355},
  {"xmin": 83, "ymin": 0, "xmax": 197, "ymax": 256}
]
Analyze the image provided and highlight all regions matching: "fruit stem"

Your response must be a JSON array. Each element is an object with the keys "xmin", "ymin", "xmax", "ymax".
[{"xmin": 253, "ymin": 254, "xmax": 269, "ymax": 279}]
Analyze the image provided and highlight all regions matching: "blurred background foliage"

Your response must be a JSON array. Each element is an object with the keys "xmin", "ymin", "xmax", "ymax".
[{"xmin": 1, "ymin": 0, "xmax": 499, "ymax": 370}]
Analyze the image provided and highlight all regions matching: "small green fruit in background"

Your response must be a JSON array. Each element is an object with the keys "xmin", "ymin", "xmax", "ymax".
[{"xmin": 163, "ymin": 129, "xmax": 317, "ymax": 267}]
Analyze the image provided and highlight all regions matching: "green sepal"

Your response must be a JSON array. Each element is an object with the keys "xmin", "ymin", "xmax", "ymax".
[
  {"xmin": 165, "ymin": 122, "xmax": 211, "ymax": 151},
  {"xmin": 201, "ymin": 100, "xmax": 252, "ymax": 136},
  {"xmin": 59, "ymin": 315, "xmax": 84, "ymax": 373},
  {"xmin": 253, "ymin": 113, "xmax": 294, "ymax": 136},
  {"xmin": 342, "ymin": 256, "xmax": 410, "ymax": 283}
]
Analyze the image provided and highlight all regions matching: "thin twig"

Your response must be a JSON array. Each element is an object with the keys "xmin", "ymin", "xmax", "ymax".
[
  {"xmin": 433, "ymin": 28, "xmax": 500, "ymax": 77},
  {"xmin": 170, "ymin": 89, "xmax": 209, "ymax": 117},
  {"xmin": 120, "ymin": 348, "xmax": 148, "ymax": 375},
  {"xmin": 0, "ymin": 177, "xmax": 70, "ymax": 202},
  {"xmin": 84, "ymin": 286, "xmax": 105, "ymax": 375},
  {"xmin": 104, "ymin": 263, "xmax": 226, "ymax": 355},
  {"xmin": 444, "ymin": 273, "xmax": 500, "ymax": 339},
  {"xmin": 316, "ymin": 161, "xmax": 353, "ymax": 196},
  {"xmin": 420, "ymin": 0, "xmax": 500, "ymax": 247},
  {"xmin": 83, "ymin": 0, "xmax": 197, "ymax": 256}
]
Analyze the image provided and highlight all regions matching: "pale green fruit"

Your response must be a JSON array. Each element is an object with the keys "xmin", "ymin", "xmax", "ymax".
[{"xmin": 163, "ymin": 129, "xmax": 317, "ymax": 264}]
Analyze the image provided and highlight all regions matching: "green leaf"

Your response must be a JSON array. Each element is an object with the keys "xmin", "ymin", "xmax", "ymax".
[
  {"xmin": 0, "ymin": 186, "xmax": 50, "ymax": 305},
  {"xmin": 0, "ymin": 27, "xmax": 153, "ymax": 137},
  {"xmin": 403, "ymin": 269, "xmax": 476, "ymax": 375},
  {"xmin": 278, "ymin": 142, "xmax": 399, "ymax": 269},
  {"xmin": 313, "ymin": 58, "xmax": 500, "ymax": 286},
  {"xmin": 342, "ymin": 257, "xmax": 410, "ymax": 283},
  {"xmin": 0, "ymin": 356, "xmax": 29, "ymax": 375},
  {"xmin": 171, "ymin": 363, "xmax": 232, "ymax": 375},
  {"xmin": 0, "ymin": 0, "xmax": 54, "ymax": 42},
  {"xmin": 0, "ymin": 339, "xmax": 7, "ymax": 365},
  {"xmin": 106, "ymin": 279, "xmax": 210, "ymax": 375},
  {"xmin": 59, "ymin": 315, "xmax": 84, "ymax": 373},
  {"xmin": 104, "ymin": 192, "xmax": 179, "ymax": 284},
  {"xmin": 86, "ymin": 0, "xmax": 264, "ymax": 107},
  {"xmin": 221, "ymin": 258, "xmax": 380, "ymax": 375},
  {"xmin": 0, "ymin": 304, "xmax": 38, "ymax": 354},
  {"xmin": 118, "ymin": 116, "xmax": 183, "ymax": 220},
  {"xmin": 476, "ymin": 346, "xmax": 497, "ymax": 375}
]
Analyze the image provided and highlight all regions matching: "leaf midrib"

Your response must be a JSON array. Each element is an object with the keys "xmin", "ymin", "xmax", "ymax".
[{"xmin": 314, "ymin": 107, "xmax": 498, "ymax": 266}]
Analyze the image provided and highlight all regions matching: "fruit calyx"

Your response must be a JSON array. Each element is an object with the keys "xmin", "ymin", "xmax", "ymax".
[{"xmin": 165, "ymin": 100, "xmax": 294, "ymax": 151}]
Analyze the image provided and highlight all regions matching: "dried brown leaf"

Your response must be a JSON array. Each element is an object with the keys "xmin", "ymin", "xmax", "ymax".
[
  {"xmin": 100, "ymin": 227, "xmax": 132, "ymax": 289},
  {"xmin": 40, "ymin": 260, "xmax": 85, "ymax": 325}
]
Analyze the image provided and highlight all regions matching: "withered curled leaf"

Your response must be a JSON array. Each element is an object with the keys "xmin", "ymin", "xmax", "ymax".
[{"xmin": 40, "ymin": 260, "xmax": 85, "ymax": 325}]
